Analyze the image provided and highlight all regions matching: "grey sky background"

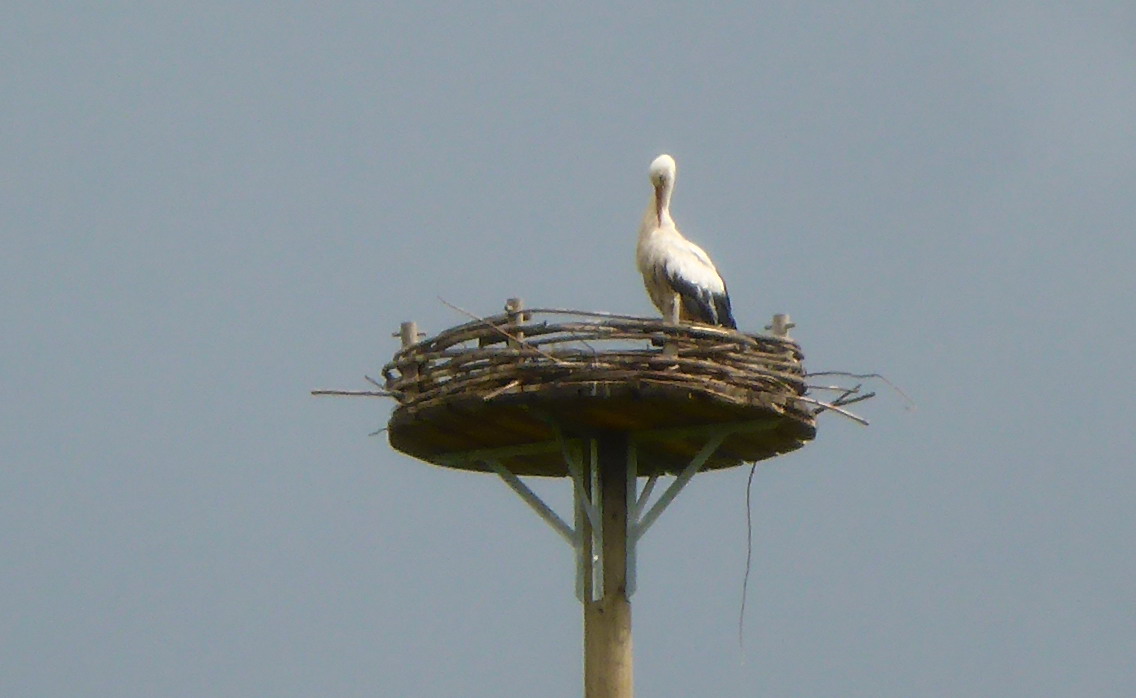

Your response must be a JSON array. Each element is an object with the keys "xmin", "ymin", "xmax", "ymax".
[{"xmin": 4, "ymin": 3, "xmax": 1135, "ymax": 696}]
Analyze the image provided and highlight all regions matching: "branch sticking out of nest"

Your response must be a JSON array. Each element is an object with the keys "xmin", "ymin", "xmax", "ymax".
[
  {"xmin": 796, "ymin": 395, "xmax": 870, "ymax": 425},
  {"xmin": 807, "ymin": 370, "xmax": 914, "ymax": 411},
  {"xmin": 311, "ymin": 389, "xmax": 394, "ymax": 397}
]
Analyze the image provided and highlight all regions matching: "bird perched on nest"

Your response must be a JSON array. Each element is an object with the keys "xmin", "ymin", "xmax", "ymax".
[{"xmin": 636, "ymin": 153, "xmax": 737, "ymax": 329}]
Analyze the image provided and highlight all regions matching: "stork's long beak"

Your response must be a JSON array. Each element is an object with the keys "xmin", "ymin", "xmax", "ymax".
[{"xmin": 654, "ymin": 183, "xmax": 664, "ymax": 224}]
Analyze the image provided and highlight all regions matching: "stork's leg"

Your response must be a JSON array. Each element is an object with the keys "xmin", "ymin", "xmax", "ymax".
[
  {"xmin": 666, "ymin": 292, "xmax": 681, "ymax": 324},
  {"xmin": 663, "ymin": 292, "xmax": 681, "ymax": 357}
]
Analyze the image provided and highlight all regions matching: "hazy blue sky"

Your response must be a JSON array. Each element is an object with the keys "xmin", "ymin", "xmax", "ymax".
[{"xmin": 4, "ymin": 3, "xmax": 1135, "ymax": 696}]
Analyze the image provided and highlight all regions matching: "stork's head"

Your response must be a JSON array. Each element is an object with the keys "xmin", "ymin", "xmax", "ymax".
[
  {"xmin": 649, "ymin": 154, "xmax": 677, "ymax": 224},
  {"xmin": 649, "ymin": 153, "xmax": 677, "ymax": 188}
]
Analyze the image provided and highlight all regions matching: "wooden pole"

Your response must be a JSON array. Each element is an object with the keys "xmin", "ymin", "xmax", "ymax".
[
  {"xmin": 584, "ymin": 433, "xmax": 633, "ymax": 698},
  {"xmin": 505, "ymin": 297, "xmax": 525, "ymax": 349},
  {"xmin": 768, "ymin": 313, "xmax": 795, "ymax": 338},
  {"xmin": 397, "ymin": 321, "xmax": 418, "ymax": 349},
  {"xmin": 396, "ymin": 321, "xmax": 419, "ymax": 395}
]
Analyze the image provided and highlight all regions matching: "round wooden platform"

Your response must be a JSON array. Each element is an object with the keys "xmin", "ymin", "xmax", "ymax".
[{"xmin": 383, "ymin": 309, "xmax": 816, "ymax": 477}]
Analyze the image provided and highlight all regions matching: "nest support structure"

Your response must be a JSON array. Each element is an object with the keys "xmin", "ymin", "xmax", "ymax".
[
  {"xmin": 311, "ymin": 300, "xmax": 873, "ymax": 694},
  {"xmin": 381, "ymin": 305, "xmax": 816, "ymax": 601}
]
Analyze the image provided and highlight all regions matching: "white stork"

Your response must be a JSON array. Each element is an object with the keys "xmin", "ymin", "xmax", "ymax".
[{"xmin": 636, "ymin": 153, "xmax": 737, "ymax": 329}]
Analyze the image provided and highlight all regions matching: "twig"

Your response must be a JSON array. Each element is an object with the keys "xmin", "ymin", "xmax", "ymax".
[
  {"xmin": 482, "ymin": 379, "xmax": 521, "ymax": 401},
  {"xmin": 311, "ymin": 389, "xmax": 393, "ymax": 397},
  {"xmin": 806, "ymin": 371, "xmax": 915, "ymax": 411},
  {"xmin": 827, "ymin": 382, "xmax": 862, "ymax": 408},
  {"xmin": 437, "ymin": 297, "xmax": 569, "ymax": 366},
  {"xmin": 796, "ymin": 395, "xmax": 870, "ymax": 425},
  {"xmin": 830, "ymin": 392, "xmax": 875, "ymax": 408}
]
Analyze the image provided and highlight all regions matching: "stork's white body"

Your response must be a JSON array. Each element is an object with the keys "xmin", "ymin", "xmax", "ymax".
[{"xmin": 636, "ymin": 154, "xmax": 737, "ymax": 329}]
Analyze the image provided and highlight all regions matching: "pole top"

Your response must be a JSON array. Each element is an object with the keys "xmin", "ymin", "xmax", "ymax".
[
  {"xmin": 394, "ymin": 321, "xmax": 424, "ymax": 347},
  {"xmin": 766, "ymin": 313, "xmax": 796, "ymax": 338}
]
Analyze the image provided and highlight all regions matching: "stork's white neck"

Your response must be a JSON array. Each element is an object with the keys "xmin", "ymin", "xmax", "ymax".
[{"xmin": 654, "ymin": 181, "xmax": 675, "ymax": 227}]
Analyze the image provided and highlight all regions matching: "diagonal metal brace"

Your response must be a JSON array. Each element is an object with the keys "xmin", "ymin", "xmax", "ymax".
[
  {"xmin": 634, "ymin": 473, "xmax": 659, "ymax": 518},
  {"xmin": 485, "ymin": 459, "xmax": 576, "ymax": 545},
  {"xmin": 632, "ymin": 430, "xmax": 727, "ymax": 541}
]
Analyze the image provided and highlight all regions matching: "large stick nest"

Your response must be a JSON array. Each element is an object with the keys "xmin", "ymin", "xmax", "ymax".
[
  {"xmin": 380, "ymin": 308, "xmax": 819, "ymax": 477},
  {"xmin": 384, "ymin": 308, "xmax": 808, "ymax": 409}
]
